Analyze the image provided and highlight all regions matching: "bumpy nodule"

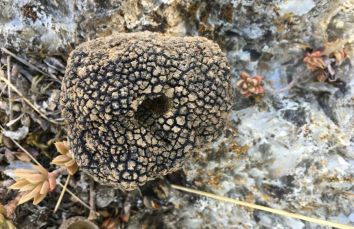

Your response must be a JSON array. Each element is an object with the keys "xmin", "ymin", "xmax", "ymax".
[{"xmin": 61, "ymin": 32, "xmax": 232, "ymax": 190}]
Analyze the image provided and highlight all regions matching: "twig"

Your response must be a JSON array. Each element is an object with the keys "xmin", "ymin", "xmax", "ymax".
[
  {"xmin": 171, "ymin": 184, "xmax": 353, "ymax": 229},
  {"xmin": 57, "ymin": 182, "xmax": 96, "ymax": 213},
  {"xmin": 50, "ymin": 167, "xmax": 66, "ymax": 178},
  {"xmin": 1, "ymin": 47, "xmax": 61, "ymax": 83},
  {"xmin": 275, "ymin": 68, "xmax": 309, "ymax": 94},
  {"xmin": 0, "ymin": 124, "xmax": 41, "ymax": 166},
  {"xmin": 275, "ymin": 76, "xmax": 298, "ymax": 94},
  {"xmin": 0, "ymin": 69, "xmax": 61, "ymax": 125},
  {"xmin": 54, "ymin": 175, "xmax": 71, "ymax": 213},
  {"xmin": 6, "ymin": 56, "xmax": 14, "ymax": 129},
  {"xmin": 88, "ymin": 178, "xmax": 97, "ymax": 220}
]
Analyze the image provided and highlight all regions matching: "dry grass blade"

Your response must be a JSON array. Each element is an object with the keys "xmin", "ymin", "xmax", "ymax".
[
  {"xmin": 88, "ymin": 178, "xmax": 97, "ymax": 220},
  {"xmin": 7, "ymin": 56, "xmax": 14, "ymax": 125},
  {"xmin": 57, "ymin": 182, "xmax": 94, "ymax": 212},
  {"xmin": 1, "ymin": 47, "xmax": 61, "ymax": 83},
  {"xmin": 0, "ymin": 124, "xmax": 41, "ymax": 166},
  {"xmin": 0, "ymin": 70, "xmax": 61, "ymax": 125},
  {"xmin": 54, "ymin": 175, "xmax": 70, "ymax": 213},
  {"xmin": 171, "ymin": 184, "xmax": 354, "ymax": 229}
]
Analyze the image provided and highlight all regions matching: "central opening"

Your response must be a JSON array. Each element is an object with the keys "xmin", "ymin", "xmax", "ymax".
[{"xmin": 134, "ymin": 94, "xmax": 170, "ymax": 123}]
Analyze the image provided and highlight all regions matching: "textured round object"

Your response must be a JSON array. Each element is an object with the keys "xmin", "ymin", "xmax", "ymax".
[{"xmin": 61, "ymin": 32, "xmax": 232, "ymax": 190}]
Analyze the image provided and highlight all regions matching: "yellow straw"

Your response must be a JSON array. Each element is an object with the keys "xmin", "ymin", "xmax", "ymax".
[
  {"xmin": 0, "ymin": 69, "xmax": 61, "ymax": 124},
  {"xmin": 54, "ymin": 175, "xmax": 71, "ymax": 213},
  {"xmin": 171, "ymin": 184, "xmax": 354, "ymax": 229}
]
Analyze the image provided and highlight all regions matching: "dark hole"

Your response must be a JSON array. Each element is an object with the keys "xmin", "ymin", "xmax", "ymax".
[
  {"xmin": 134, "ymin": 94, "xmax": 170, "ymax": 124},
  {"xmin": 141, "ymin": 94, "xmax": 170, "ymax": 115}
]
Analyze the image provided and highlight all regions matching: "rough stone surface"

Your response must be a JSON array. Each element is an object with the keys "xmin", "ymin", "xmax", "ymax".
[{"xmin": 61, "ymin": 32, "xmax": 232, "ymax": 190}]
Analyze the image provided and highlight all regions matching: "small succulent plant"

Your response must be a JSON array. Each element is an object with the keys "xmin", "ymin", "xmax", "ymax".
[
  {"xmin": 236, "ymin": 71, "xmax": 264, "ymax": 97},
  {"xmin": 52, "ymin": 141, "xmax": 78, "ymax": 176},
  {"xmin": 9, "ymin": 165, "xmax": 56, "ymax": 205},
  {"xmin": 303, "ymin": 51, "xmax": 326, "ymax": 71},
  {"xmin": 303, "ymin": 48, "xmax": 348, "ymax": 82}
]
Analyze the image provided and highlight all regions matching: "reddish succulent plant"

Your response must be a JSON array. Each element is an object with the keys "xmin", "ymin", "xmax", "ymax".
[{"xmin": 236, "ymin": 72, "xmax": 264, "ymax": 97}]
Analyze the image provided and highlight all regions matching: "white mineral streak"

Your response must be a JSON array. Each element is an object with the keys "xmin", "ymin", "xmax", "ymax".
[{"xmin": 278, "ymin": 0, "xmax": 316, "ymax": 16}]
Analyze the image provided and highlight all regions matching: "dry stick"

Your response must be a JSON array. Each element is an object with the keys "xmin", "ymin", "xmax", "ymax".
[
  {"xmin": 88, "ymin": 178, "xmax": 97, "ymax": 220},
  {"xmin": 57, "ymin": 182, "xmax": 94, "ymax": 212},
  {"xmin": 0, "ymin": 124, "xmax": 41, "ymax": 166},
  {"xmin": 6, "ymin": 56, "xmax": 14, "ymax": 128},
  {"xmin": 0, "ymin": 125, "xmax": 92, "ymax": 212},
  {"xmin": 171, "ymin": 185, "xmax": 354, "ymax": 229},
  {"xmin": 54, "ymin": 175, "xmax": 71, "ymax": 213},
  {"xmin": 275, "ymin": 68, "xmax": 308, "ymax": 94},
  {"xmin": 1, "ymin": 48, "xmax": 61, "ymax": 83},
  {"xmin": 0, "ymin": 69, "xmax": 61, "ymax": 125}
]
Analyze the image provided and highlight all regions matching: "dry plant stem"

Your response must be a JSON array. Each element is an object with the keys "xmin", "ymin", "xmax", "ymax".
[
  {"xmin": 51, "ymin": 167, "xmax": 66, "ymax": 178},
  {"xmin": 57, "ymin": 182, "xmax": 95, "ymax": 212},
  {"xmin": 6, "ymin": 56, "xmax": 13, "ymax": 129},
  {"xmin": 275, "ymin": 68, "xmax": 308, "ymax": 94},
  {"xmin": 275, "ymin": 76, "xmax": 298, "ymax": 94},
  {"xmin": 88, "ymin": 178, "xmax": 97, "ymax": 220},
  {"xmin": 5, "ymin": 193, "xmax": 24, "ymax": 219},
  {"xmin": 54, "ymin": 175, "xmax": 70, "ymax": 213},
  {"xmin": 171, "ymin": 185, "xmax": 353, "ymax": 229},
  {"xmin": 0, "ymin": 69, "xmax": 61, "ymax": 125},
  {"xmin": 1, "ymin": 48, "xmax": 61, "ymax": 83},
  {"xmin": 0, "ymin": 124, "xmax": 41, "ymax": 166}
]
